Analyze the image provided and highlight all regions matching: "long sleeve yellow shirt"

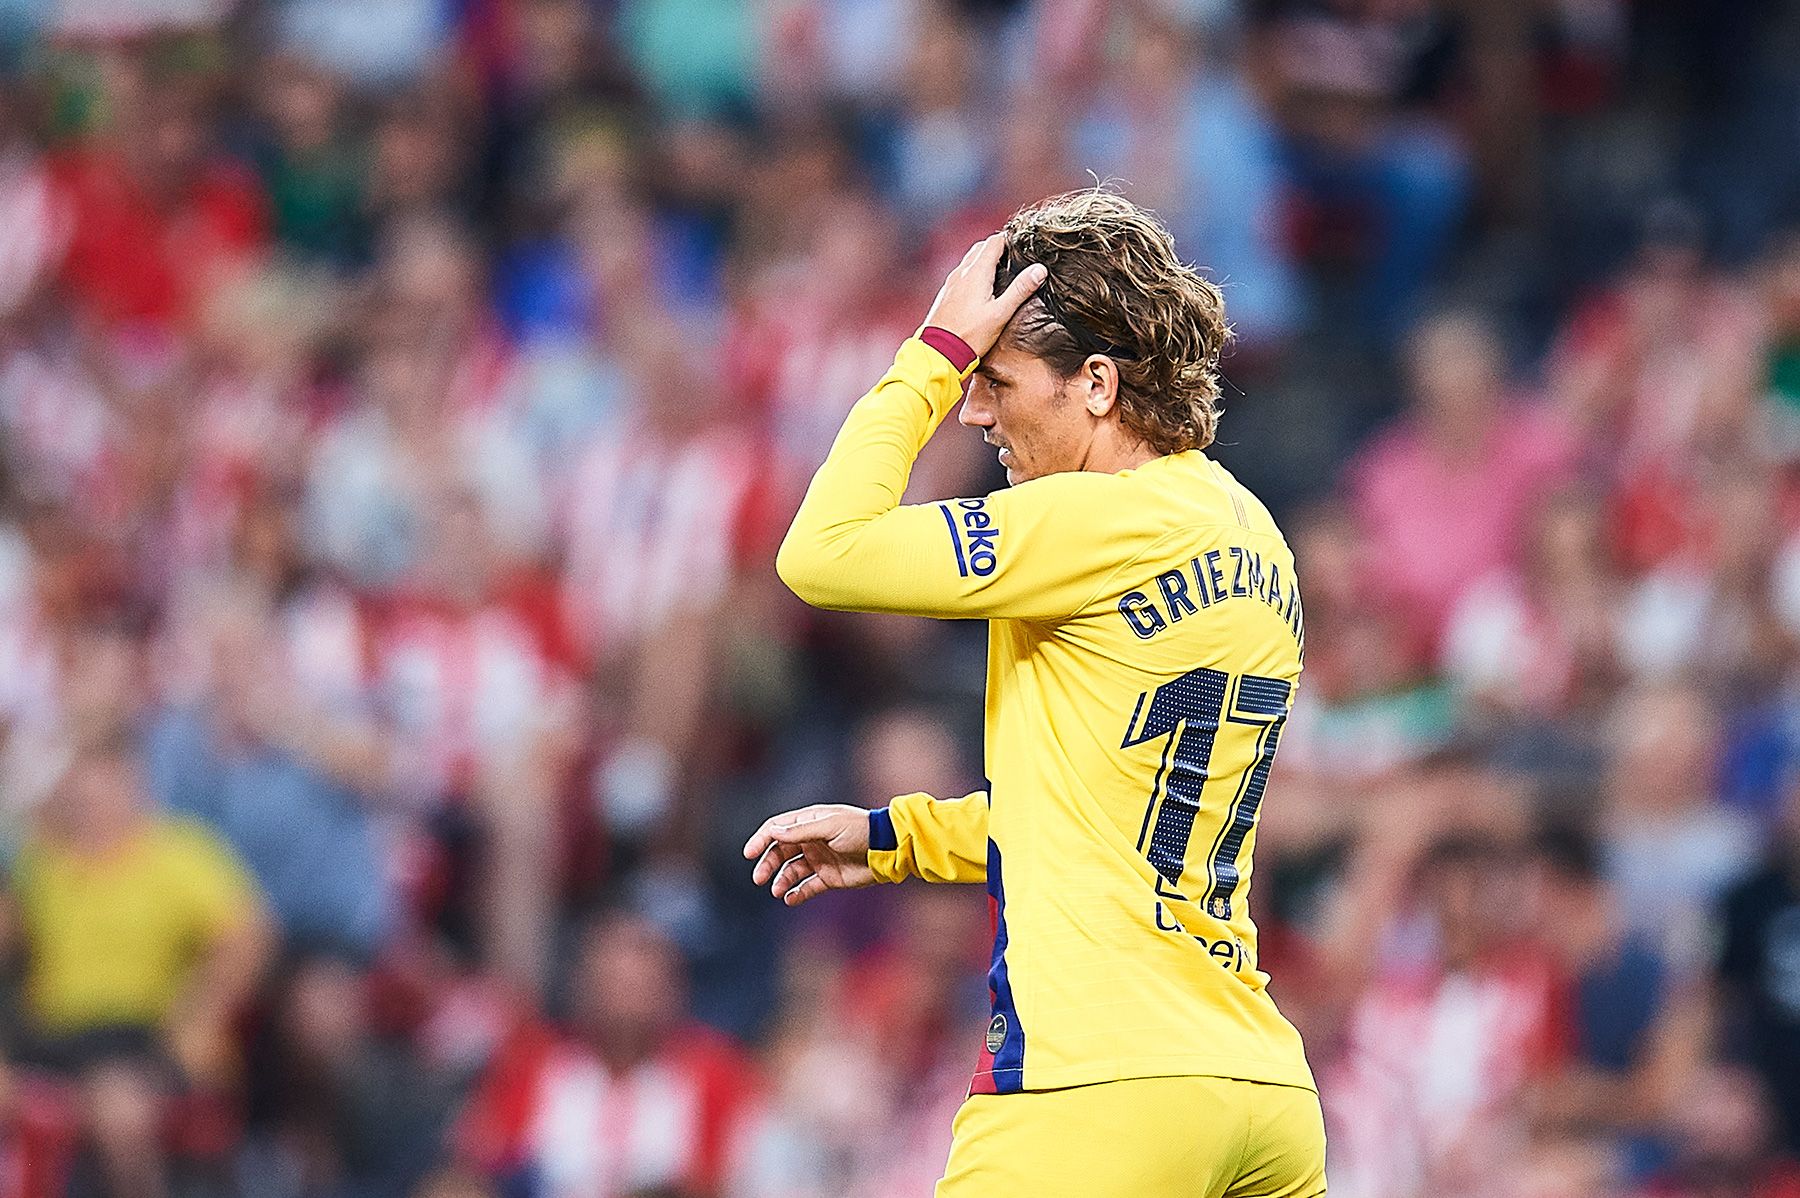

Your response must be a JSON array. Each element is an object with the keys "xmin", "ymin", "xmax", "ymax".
[{"xmin": 778, "ymin": 334, "xmax": 1314, "ymax": 1096}]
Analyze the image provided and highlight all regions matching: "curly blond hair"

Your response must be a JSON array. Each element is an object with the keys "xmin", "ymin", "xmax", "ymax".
[{"xmin": 996, "ymin": 190, "xmax": 1232, "ymax": 454}]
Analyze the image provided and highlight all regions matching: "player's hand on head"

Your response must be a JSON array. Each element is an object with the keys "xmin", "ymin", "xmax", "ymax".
[
  {"xmin": 924, "ymin": 233, "xmax": 1047, "ymax": 358},
  {"xmin": 742, "ymin": 803, "xmax": 876, "ymax": 906}
]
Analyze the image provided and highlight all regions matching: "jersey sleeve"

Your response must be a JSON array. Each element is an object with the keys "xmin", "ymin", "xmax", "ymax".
[
  {"xmin": 776, "ymin": 336, "xmax": 1133, "ymax": 621},
  {"xmin": 867, "ymin": 789, "xmax": 989, "ymax": 884}
]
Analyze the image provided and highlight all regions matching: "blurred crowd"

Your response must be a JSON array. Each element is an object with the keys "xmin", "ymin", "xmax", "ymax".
[{"xmin": 0, "ymin": 0, "xmax": 1798, "ymax": 1194}]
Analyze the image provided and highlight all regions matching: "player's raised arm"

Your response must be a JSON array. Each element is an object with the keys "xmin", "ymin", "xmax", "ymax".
[{"xmin": 777, "ymin": 236, "xmax": 1124, "ymax": 621}]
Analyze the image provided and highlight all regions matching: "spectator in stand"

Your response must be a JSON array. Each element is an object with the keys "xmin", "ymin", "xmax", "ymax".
[
  {"xmin": 1621, "ymin": 462, "xmax": 1797, "ymax": 702},
  {"xmin": 832, "ymin": 884, "xmax": 986, "ymax": 1178},
  {"xmin": 49, "ymin": 56, "xmax": 267, "ymax": 334},
  {"xmin": 926, "ymin": 88, "xmax": 1078, "ymax": 270},
  {"xmin": 474, "ymin": 0, "xmax": 646, "ymax": 188},
  {"xmin": 246, "ymin": 54, "xmax": 370, "ymax": 268},
  {"xmin": 241, "ymin": 955, "xmax": 461, "ymax": 1195},
  {"xmin": 0, "ymin": 292, "xmax": 117, "ymax": 519},
  {"xmin": 144, "ymin": 581, "xmax": 395, "ymax": 963},
  {"xmin": 1262, "ymin": 6, "xmax": 1471, "ymax": 343},
  {"xmin": 729, "ymin": 187, "xmax": 983, "ymax": 696},
  {"xmin": 1075, "ymin": 8, "xmax": 1301, "ymax": 348},
  {"xmin": 455, "ymin": 912, "xmax": 760, "ymax": 1196},
  {"xmin": 870, "ymin": 5, "xmax": 989, "ymax": 229},
  {"xmin": 1324, "ymin": 822, "xmax": 1563, "ymax": 1198},
  {"xmin": 779, "ymin": 704, "xmax": 979, "ymax": 957},
  {"xmin": 5, "ymin": 735, "xmax": 272, "ymax": 1198},
  {"xmin": 362, "ymin": 87, "xmax": 479, "ymax": 230},
  {"xmin": 373, "ymin": 488, "xmax": 580, "ymax": 998},
  {"xmin": 562, "ymin": 313, "xmax": 763, "ymax": 861},
  {"xmin": 738, "ymin": 883, "xmax": 986, "ymax": 1198},
  {"xmin": 1348, "ymin": 310, "xmax": 1579, "ymax": 652},
  {"xmin": 732, "ymin": 187, "xmax": 928, "ymax": 501},
  {"xmin": 1627, "ymin": 1065, "xmax": 1800, "ymax": 1198},
  {"xmin": 307, "ymin": 217, "xmax": 543, "ymax": 592},
  {"xmin": 0, "ymin": 83, "xmax": 67, "ymax": 320},
  {"xmin": 184, "ymin": 263, "xmax": 328, "ymax": 482},
  {"xmin": 223, "ymin": 480, "xmax": 381, "ymax": 756},
  {"xmin": 1441, "ymin": 485, "xmax": 1625, "ymax": 724},
  {"xmin": 1758, "ymin": 230, "xmax": 1800, "ymax": 459},
  {"xmin": 1529, "ymin": 824, "xmax": 1704, "ymax": 1179},
  {"xmin": 0, "ymin": 611, "xmax": 144, "ymax": 846},
  {"xmin": 1277, "ymin": 505, "xmax": 1458, "ymax": 796},
  {"xmin": 1601, "ymin": 684, "xmax": 1755, "ymax": 970},
  {"xmin": 1548, "ymin": 204, "xmax": 1762, "ymax": 571}
]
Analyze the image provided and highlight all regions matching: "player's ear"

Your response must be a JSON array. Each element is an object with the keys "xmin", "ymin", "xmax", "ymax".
[{"xmin": 1080, "ymin": 354, "xmax": 1121, "ymax": 418}]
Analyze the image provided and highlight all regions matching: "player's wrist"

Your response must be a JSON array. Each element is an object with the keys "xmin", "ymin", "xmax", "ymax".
[
  {"xmin": 868, "ymin": 806, "xmax": 898, "ymax": 854},
  {"xmin": 920, "ymin": 326, "xmax": 979, "ymax": 374}
]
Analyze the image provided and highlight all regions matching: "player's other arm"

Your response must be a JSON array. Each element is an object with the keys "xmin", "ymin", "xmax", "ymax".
[
  {"xmin": 743, "ymin": 790, "xmax": 989, "ymax": 905},
  {"xmin": 777, "ymin": 237, "xmax": 1100, "ymax": 620},
  {"xmin": 871, "ymin": 789, "xmax": 988, "ymax": 882}
]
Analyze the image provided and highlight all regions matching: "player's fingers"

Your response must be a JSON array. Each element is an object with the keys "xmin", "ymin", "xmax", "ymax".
[
  {"xmin": 996, "ymin": 261, "xmax": 1047, "ymax": 315},
  {"xmin": 742, "ymin": 827, "xmax": 771, "ymax": 860},
  {"xmin": 768, "ymin": 811, "xmax": 837, "ymax": 845},
  {"xmin": 769, "ymin": 850, "xmax": 816, "ymax": 898},
  {"xmin": 742, "ymin": 812, "xmax": 787, "ymax": 859},
  {"xmin": 784, "ymin": 872, "xmax": 830, "ymax": 906},
  {"xmin": 973, "ymin": 231, "xmax": 1007, "ymax": 268},
  {"xmin": 752, "ymin": 843, "xmax": 802, "ymax": 886},
  {"xmin": 743, "ymin": 806, "xmax": 822, "ymax": 858}
]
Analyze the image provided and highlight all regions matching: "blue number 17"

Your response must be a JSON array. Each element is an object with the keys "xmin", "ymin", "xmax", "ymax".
[{"xmin": 1122, "ymin": 668, "xmax": 1292, "ymax": 921}]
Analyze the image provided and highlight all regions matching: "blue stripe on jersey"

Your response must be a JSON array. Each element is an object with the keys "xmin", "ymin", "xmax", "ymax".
[
  {"xmin": 985, "ymin": 838, "xmax": 1025, "ymax": 1092},
  {"xmin": 939, "ymin": 504, "xmax": 969, "ymax": 577},
  {"xmin": 868, "ymin": 807, "xmax": 899, "ymax": 853}
]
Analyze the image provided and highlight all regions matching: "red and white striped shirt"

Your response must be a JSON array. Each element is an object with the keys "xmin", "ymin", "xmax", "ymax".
[
  {"xmin": 560, "ymin": 425, "xmax": 762, "ymax": 655},
  {"xmin": 458, "ymin": 1022, "xmax": 759, "ymax": 1197}
]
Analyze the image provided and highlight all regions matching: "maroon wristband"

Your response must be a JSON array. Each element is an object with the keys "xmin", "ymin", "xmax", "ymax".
[{"xmin": 920, "ymin": 326, "xmax": 978, "ymax": 373}]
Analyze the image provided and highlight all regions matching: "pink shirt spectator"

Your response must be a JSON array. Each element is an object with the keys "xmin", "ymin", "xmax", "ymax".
[{"xmin": 1349, "ymin": 402, "xmax": 1578, "ymax": 651}]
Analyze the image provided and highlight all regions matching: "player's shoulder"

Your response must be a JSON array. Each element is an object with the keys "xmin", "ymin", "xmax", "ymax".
[
  {"xmin": 1028, "ymin": 451, "xmax": 1285, "ymax": 539},
  {"xmin": 982, "ymin": 452, "xmax": 1290, "ymax": 557},
  {"xmin": 1176, "ymin": 453, "xmax": 1289, "ymax": 543},
  {"xmin": 998, "ymin": 450, "xmax": 1225, "ymax": 503},
  {"xmin": 972, "ymin": 462, "xmax": 1138, "ymax": 532}
]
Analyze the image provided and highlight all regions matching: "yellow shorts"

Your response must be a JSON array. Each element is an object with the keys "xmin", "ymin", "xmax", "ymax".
[{"xmin": 936, "ymin": 1076, "xmax": 1327, "ymax": 1198}]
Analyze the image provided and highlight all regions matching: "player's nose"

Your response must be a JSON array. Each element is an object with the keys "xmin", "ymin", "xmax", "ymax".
[{"xmin": 958, "ymin": 396, "xmax": 994, "ymax": 429}]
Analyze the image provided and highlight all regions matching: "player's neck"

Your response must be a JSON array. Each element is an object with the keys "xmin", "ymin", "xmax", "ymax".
[{"xmin": 1081, "ymin": 431, "xmax": 1161, "ymax": 475}]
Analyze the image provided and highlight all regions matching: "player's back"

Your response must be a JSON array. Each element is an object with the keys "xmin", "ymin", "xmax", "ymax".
[{"xmin": 970, "ymin": 447, "xmax": 1311, "ymax": 1096}]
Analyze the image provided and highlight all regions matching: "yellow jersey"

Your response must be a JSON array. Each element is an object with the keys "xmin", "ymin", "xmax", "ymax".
[{"xmin": 777, "ymin": 335, "xmax": 1313, "ymax": 1096}]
